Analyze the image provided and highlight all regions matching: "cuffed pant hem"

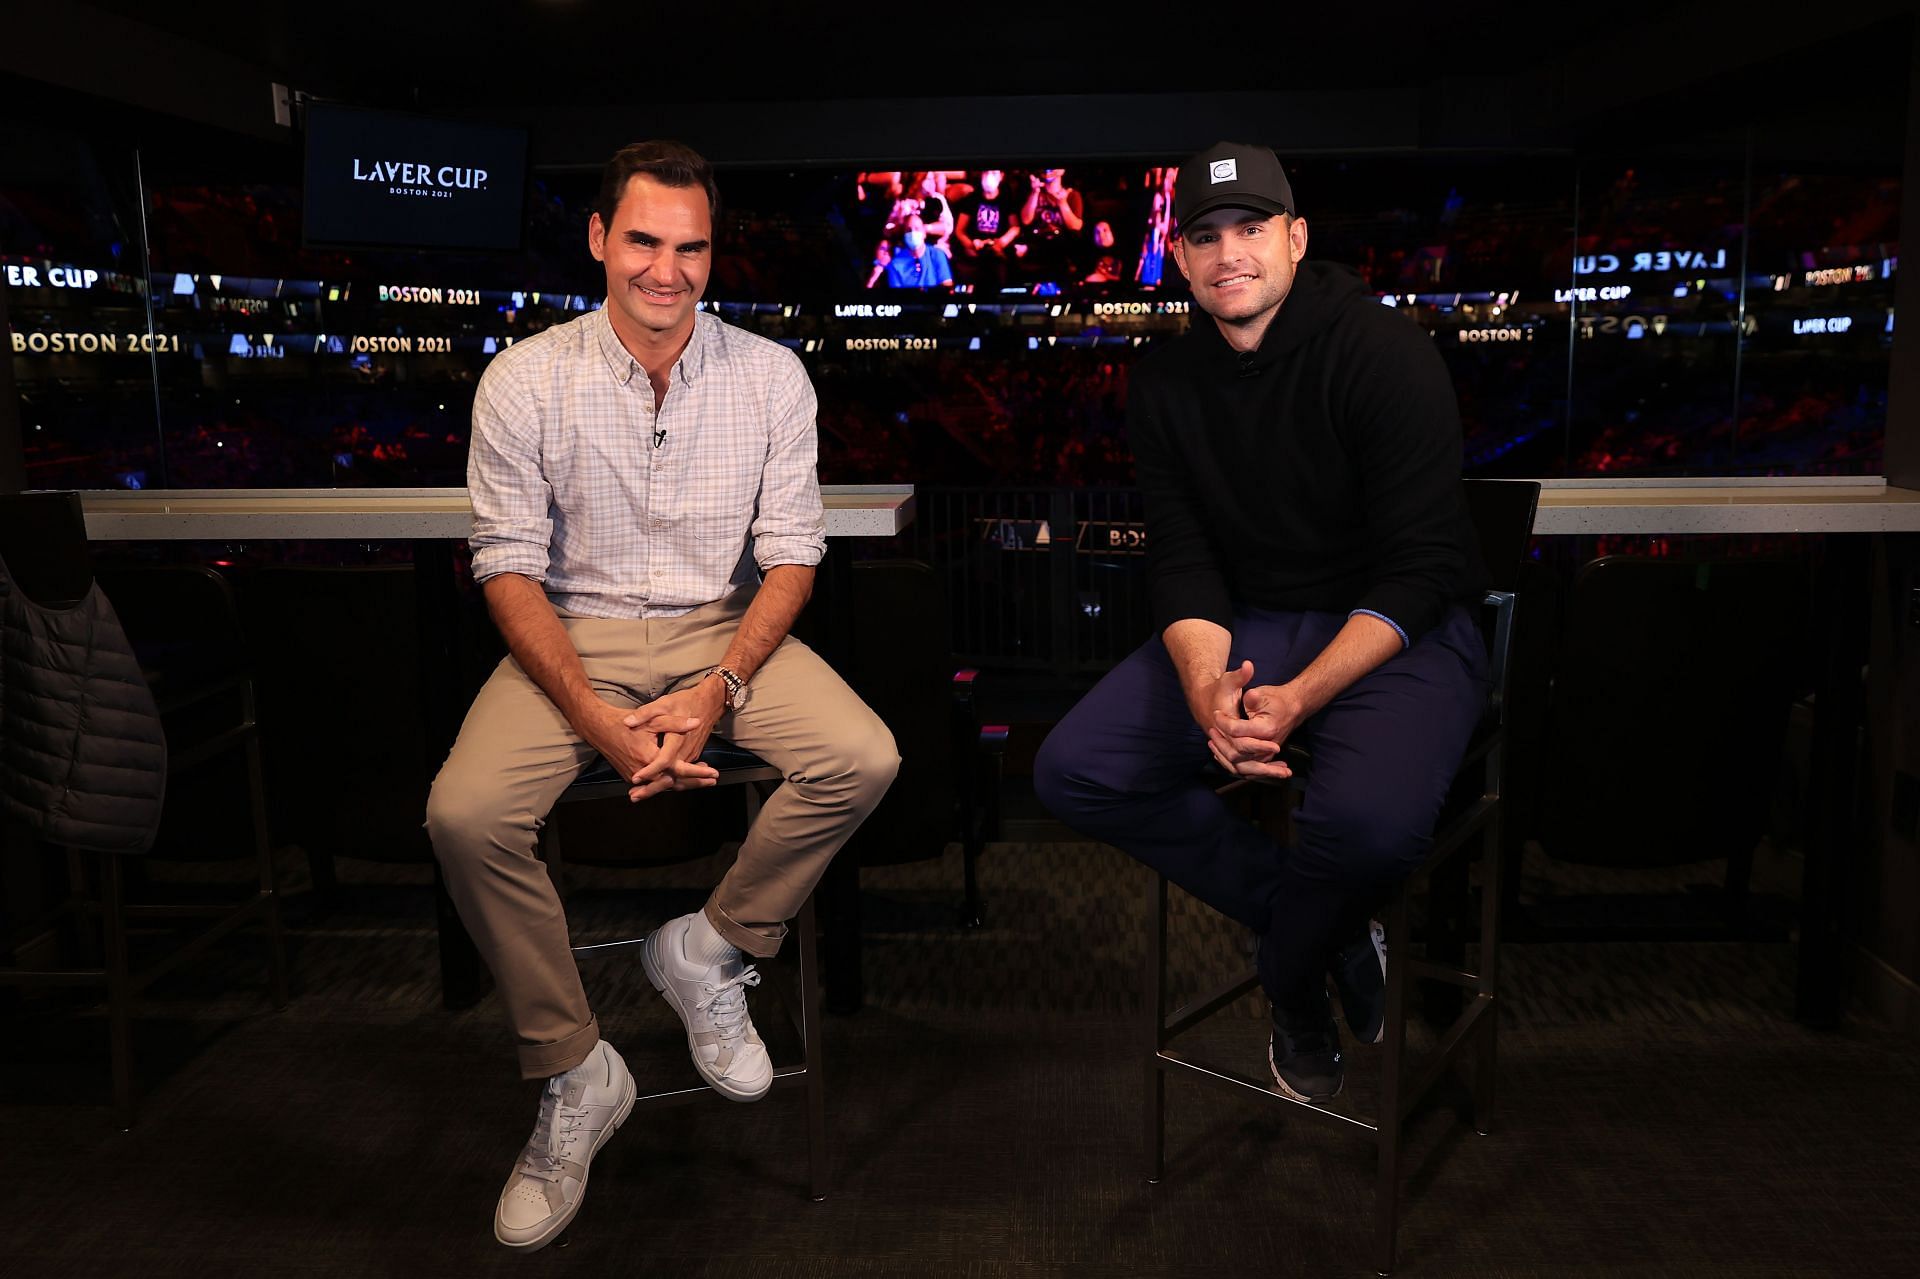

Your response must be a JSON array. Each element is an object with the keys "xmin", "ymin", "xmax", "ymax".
[
  {"xmin": 705, "ymin": 897, "xmax": 786, "ymax": 959},
  {"xmin": 516, "ymin": 1015, "xmax": 601, "ymax": 1081}
]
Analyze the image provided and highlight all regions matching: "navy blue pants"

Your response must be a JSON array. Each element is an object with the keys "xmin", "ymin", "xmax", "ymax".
[{"xmin": 1034, "ymin": 604, "xmax": 1488, "ymax": 1017}]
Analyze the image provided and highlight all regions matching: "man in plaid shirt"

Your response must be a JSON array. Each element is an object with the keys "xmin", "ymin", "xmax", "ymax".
[{"xmin": 426, "ymin": 141, "xmax": 899, "ymax": 1252}]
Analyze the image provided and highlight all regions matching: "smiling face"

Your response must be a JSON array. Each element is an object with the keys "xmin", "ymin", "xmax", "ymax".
[
  {"xmin": 1170, "ymin": 208, "xmax": 1309, "ymax": 338},
  {"xmin": 588, "ymin": 174, "xmax": 712, "ymax": 350}
]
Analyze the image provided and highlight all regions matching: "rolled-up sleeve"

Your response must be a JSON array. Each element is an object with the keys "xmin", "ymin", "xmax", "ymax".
[
  {"xmin": 751, "ymin": 353, "xmax": 827, "ymax": 572},
  {"xmin": 466, "ymin": 360, "xmax": 554, "ymax": 585}
]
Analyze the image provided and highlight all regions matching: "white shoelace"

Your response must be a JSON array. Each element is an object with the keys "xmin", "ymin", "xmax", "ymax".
[
  {"xmin": 695, "ymin": 967, "xmax": 761, "ymax": 1040},
  {"xmin": 520, "ymin": 1080, "xmax": 584, "ymax": 1184}
]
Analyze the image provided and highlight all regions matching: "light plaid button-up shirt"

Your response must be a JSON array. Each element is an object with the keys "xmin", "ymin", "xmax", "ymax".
[{"xmin": 467, "ymin": 306, "xmax": 827, "ymax": 618}]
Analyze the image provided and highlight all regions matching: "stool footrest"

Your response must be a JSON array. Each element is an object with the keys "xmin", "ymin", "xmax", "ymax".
[
  {"xmin": 1163, "ymin": 971, "xmax": 1261, "ymax": 1038},
  {"xmin": 1406, "ymin": 959, "xmax": 1483, "ymax": 988},
  {"xmin": 1423, "ymin": 795, "xmax": 1498, "ymax": 865},
  {"xmin": 1153, "ymin": 1048, "xmax": 1382, "ymax": 1136},
  {"xmin": 629, "ymin": 1064, "xmax": 812, "ymax": 1111}
]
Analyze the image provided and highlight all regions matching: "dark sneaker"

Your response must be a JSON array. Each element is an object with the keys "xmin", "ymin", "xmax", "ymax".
[
  {"xmin": 1268, "ymin": 994, "xmax": 1344, "ymax": 1102},
  {"xmin": 1330, "ymin": 919, "xmax": 1388, "ymax": 1046}
]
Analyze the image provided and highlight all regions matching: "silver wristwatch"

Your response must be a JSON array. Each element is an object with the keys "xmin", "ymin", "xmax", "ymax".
[{"xmin": 710, "ymin": 664, "xmax": 748, "ymax": 710}]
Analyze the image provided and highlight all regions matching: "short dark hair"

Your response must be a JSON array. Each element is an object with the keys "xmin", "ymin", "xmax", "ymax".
[{"xmin": 591, "ymin": 140, "xmax": 721, "ymax": 229}]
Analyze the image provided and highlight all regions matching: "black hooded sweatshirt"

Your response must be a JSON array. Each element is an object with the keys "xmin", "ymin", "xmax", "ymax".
[{"xmin": 1127, "ymin": 259, "xmax": 1484, "ymax": 648}]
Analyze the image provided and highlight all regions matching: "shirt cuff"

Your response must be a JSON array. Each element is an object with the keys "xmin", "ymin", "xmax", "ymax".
[
  {"xmin": 753, "ymin": 534, "xmax": 826, "ymax": 571},
  {"xmin": 1349, "ymin": 608, "xmax": 1410, "ymax": 649},
  {"xmin": 470, "ymin": 543, "xmax": 550, "ymax": 585}
]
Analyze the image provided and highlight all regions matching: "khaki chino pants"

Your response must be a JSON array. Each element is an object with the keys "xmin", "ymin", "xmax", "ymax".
[{"xmin": 426, "ymin": 588, "xmax": 899, "ymax": 1079}]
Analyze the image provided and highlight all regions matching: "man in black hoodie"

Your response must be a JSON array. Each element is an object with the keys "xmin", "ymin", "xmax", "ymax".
[{"xmin": 1034, "ymin": 142, "xmax": 1488, "ymax": 1102}]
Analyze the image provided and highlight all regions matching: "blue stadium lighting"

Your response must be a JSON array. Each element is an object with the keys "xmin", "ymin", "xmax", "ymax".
[{"xmin": 173, "ymin": 273, "xmax": 195, "ymax": 295}]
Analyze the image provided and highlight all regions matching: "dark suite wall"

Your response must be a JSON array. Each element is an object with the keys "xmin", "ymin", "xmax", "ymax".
[
  {"xmin": 524, "ymin": 90, "xmax": 1423, "ymax": 171},
  {"xmin": 0, "ymin": 5, "xmax": 287, "ymax": 143},
  {"xmin": 1861, "ymin": 13, "xmax": 1920, "ymax": 1031}
]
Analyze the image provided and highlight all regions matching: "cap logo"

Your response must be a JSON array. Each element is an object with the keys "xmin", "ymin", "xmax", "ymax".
[{"xmin": 1209, "ymin": 158, "xmax": 1238, "ymax": 184}]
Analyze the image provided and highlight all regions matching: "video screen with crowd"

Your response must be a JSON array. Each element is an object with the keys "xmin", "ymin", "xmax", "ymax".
[{"xmin": 840, "ymin": 165, "xmax": 1177, "ymax": 297}]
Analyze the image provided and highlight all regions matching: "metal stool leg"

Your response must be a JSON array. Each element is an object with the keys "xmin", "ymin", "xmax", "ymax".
[
  {"xmin": 960, "ymin": 837, "xmax": 984, "ymax": 930},
  {"xmin": 1144, "ymin": 871, "xmax": 1167, "ymax": 1185},
  {"xmin": 1474, "ymin": 808, "xmax": 1505, "ymax": 1137},
  {"xmin": 247, "ymin": 736, "xmax": 289, "ymax": 1009},
  {"xmin": 797, "ymin": 892, "xmax": 829, "ymax": 1201},
  {"xmin": 102, "ymin": 852, "xmax": 135, "ymax": 1131},
  {"xmin": 1374, "ymin": 889, "xmax": 1411, "ymax": 1276}
]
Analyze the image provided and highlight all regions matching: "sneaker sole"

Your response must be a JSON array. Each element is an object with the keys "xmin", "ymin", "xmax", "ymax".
[
  {"xmin": 641, "ymin": 930, "xmax": 773, "ymax": 1103},
  {"xmin": 495, "ymin": 1068, "xmax": 637, "ymax": 1252},
  {"xmin": 1267, "ymin": 1040, "xmax": 1344, "ymax": 1104}
]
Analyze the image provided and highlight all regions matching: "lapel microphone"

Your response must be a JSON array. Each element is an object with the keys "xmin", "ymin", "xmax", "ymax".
[
  {"xmin": 652, "ymin": 427, "xmax": 667, "ymax": 449},
  {"xmin": 1236, "ymin": 351, "xmax": 1262, "ymax": 379}
]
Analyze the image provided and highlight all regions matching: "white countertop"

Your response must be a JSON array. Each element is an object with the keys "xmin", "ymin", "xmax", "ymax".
[
  {"xmin": 1531, "ymin": 478, "xmax": 1920, "ymax": 534},
  {"xmin": 74, "ymin": 479, "xmax": 1920, "ymax": 540},
  {"xmin": 80, "ymin": 485, "xmax": 916, "ymax": 541}
]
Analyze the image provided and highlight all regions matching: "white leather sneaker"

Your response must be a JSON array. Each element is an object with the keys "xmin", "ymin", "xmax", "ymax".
[
  {"xmin": 493, "ymin": 1040, "xmax": 636, "ymax": 1251},
  {"xmin": 641, "ymin": 913, "xmax": 774, "ymax": 1102}
]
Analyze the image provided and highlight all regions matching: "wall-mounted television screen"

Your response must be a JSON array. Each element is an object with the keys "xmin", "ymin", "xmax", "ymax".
[
  {"xmin": 302, "ymin": 102, "xmax": 527, "ymax": 252},
  {"xmin": 832, "ymin": 165, "xmax": 1178, "ymax": 299}
]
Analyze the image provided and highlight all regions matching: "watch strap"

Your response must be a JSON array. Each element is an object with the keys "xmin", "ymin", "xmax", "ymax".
[{"xmin": 711, "ymin": 664, "xmax": 747, "ymax": 709}]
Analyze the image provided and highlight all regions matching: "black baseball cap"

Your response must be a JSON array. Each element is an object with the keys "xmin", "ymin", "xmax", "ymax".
[{"xmin": 1173, "ymin": 141, "xmax": 1296, "ymax": 231}]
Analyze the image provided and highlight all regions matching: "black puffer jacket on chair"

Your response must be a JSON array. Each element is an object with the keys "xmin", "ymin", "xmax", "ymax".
[{"xmin": 0, "ymin": 552, "xmax": 167, "ymax": 853}]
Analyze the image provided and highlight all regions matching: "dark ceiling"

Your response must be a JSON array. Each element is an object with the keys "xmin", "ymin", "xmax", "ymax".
[
  {"xmin": 70, "ymin": 1, "xmax": 1754, "ymax": 109},
  {"xmin": 24, "ymin": 0, "xmax": 1918, "ymax": 170}
]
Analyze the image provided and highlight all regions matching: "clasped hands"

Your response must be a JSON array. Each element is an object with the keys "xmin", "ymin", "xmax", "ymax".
[
  {"xmin": 1201, "ymin": 661, "xmax": 1304, "ymax": 782},
  {"xmin": 580, "ymin": 677, "xmax": 728, "ymax": 803}
]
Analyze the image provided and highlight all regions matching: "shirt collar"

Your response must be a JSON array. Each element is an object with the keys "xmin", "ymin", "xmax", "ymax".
[{"xmin": 592, "ymin": 305, "xmax": 711, "ymax": 388}]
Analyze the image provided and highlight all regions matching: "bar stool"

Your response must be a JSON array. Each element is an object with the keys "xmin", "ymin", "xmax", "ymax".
[
  {"xmin": 535, "ymin": 740, "xmax": 828, "ymax": 1202},
  {"xmin": 1143, "ymin": 479, "xmax": 1538, "ymax": 1275},
  {"xmin": 1145, "ymin": 589, "xmax": 1514, "ymax": 1274}
]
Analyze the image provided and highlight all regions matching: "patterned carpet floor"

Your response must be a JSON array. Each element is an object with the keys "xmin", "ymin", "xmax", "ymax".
[{"xmin": 1, "ymin": 837, "xmax": 1913, "ymax": 1277}]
